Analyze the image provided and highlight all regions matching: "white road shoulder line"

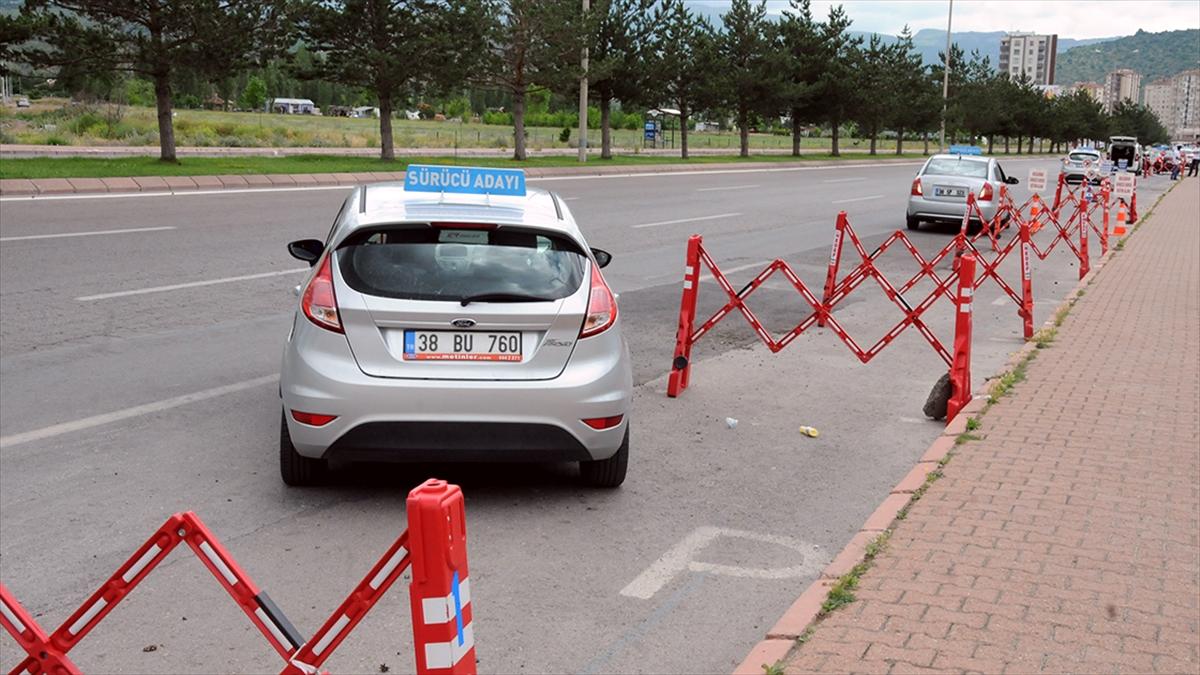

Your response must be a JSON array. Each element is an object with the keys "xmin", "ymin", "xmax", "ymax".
[
  {"xmin": 77, "ymin": 268, "xmax": 308, "ymax": 301},
  {"xmin": 0, "ymin": 375, "xmax": 277, "ymax": 449},
  {"xmin": 831, "ymin": 194, "xmax": 885, "ymax": 204},
  {"xmin": 631, "ymin": 212, "xmax": 741, "ymax": 230},
  {"xmin": 0, "ymin": 184, "xmax": 353, "ymax": 203},
  {"xmin": 0, "ymin": 226, "xmax": 176, "ymax": 242},
  {"xmin": 695, "ymin": 184, "xmax": 759, "ymax": 192},
  {"xmin": 823, "ymin": 177, "xmax": 866, "ymax": 183}
]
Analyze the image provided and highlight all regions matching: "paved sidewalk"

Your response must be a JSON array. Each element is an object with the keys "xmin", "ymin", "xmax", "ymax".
[{"xmin": 782, "ymin": 181, "xmax": 1200, "ymax": 674}]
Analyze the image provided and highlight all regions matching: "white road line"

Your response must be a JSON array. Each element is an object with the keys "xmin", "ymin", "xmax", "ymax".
[
  {"xmin": 0, "ymin": 375, "xmax": 277, "ymax": 449},
  {"xmin": 631, "ymin": 212, "xmax": 741, "ymax": 230},
  {"xmin": 0, "ymin": 226, "xmax": 175, "ymax": 242},
  {"xmin": 699, "ymin": 259, "xmax": 774, "ymax": 279},
  {"xmin": 0, "ymin": 184, "xmax": 353, "ymax": 203},
  {"xmin": 77, "ymin": 268, "xmax": 307, "ymax": 301},
  {"xmin": 695, "ymin": 184, "xmax": 759, "ymax": 192},
  {"xmin": 831, "ymin": 194, "xmax": 885, "ymax": 204},
  {"xmin": 563, "ymin": 196, "xmax": 581, "ymax": 201},
  {"xmin": 823, "ymin": 177, "xmax": 866, "ymax": 183}
]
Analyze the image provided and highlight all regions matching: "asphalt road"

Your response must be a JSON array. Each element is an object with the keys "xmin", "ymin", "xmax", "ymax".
[{"xmin": 0, "ymin": 159, "xmax": 1171, "ymax": 674}]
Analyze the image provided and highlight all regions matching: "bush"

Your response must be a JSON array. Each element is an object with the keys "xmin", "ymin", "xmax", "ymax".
[
  {"xmin": 44, "ymin": 134, "xmax": 69, "ymax": 146},
  {"xmin": 483, "ymin": 111, "xmax": 511, "ymax": 126},
  {"xmin": 559, "ymin": 127, "xmax": 571, "ymax": 143}
]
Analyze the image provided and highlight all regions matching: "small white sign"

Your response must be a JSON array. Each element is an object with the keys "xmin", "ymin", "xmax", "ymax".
[
  {"xmin": 1028, "ymin": 169, "xmax": 1047, "ymax": 192},
  {"xmin": 1114, "ymin": 173, "xmax": 1135, "ymax": 199}
]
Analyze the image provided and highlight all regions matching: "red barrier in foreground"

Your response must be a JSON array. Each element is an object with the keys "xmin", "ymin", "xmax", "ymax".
[{"xmin": 0, "ymin": 479, "xmax": 474, "ymax": 675}]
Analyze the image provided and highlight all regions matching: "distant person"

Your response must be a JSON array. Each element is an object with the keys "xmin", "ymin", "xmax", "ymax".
[
  {"xmin": 1188, "ymin": 147, "xmax": 1199, "ymax": 178},
  {"xmin": 1170, "ymin": 146, "xmax": 1182, "ymax": 180}
]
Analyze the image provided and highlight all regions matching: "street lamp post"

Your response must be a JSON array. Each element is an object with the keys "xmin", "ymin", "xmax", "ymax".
[
  {"xmin": 578, "ymin": 0, "xmax": 589, "ymax": 163},
  {"xmin": 939, "ymin": 0, "xmax": 953, "ymax": 152}
]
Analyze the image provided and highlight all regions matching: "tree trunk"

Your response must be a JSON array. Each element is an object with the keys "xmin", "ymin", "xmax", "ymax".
[
  {"xmin": 1029, "ymin": 135, "xmax": 1035, "ymax": 154},
  {"xmin": 512, "ymin": 91, "xmax": 527, "ymax": 161},
  {"xmin": 869, "ymin": 127, "xmax": 877, "ymax": 155},
  {"xmin": 680, "ymin": 102, "xmax": 690, "ymax": 160},
  {"xmin": 738, "ymin": 105, "xmax": 749, "ymax": 158},
  {"xmin": 1017, "ymin": 136, "xmax": 1024, "ymax": 154},
  {"xmin": 1004, "ymin": 136, "xmax": 1010, "ymax": 154},
  {"xmin": 791, "ymin": 107, "xmax": 802, "ymax": 156},
  {"xmin": 987, "ymin": 135, "xmax": 994, "ymax": 154},
  {"xmin": 153, "ymin": 74, "xmax": 176, "ymax": 162},
  {"xmin": 923, "ymin": 131, "xmax": 929, "ymax": 155},
  {"xmin": 830, "ymin": 115, "xmax": 840, "ymax": 156},
  {"xmin": 600, "ymin": 98, "xmax": 612, "ymax": 160},
  {"xmin": 379, "ymin": 91, "xmax": 394, "ymax": 161},
  {"xmin": 896, "ymin": 127, "xmax": 904, "ymax": 155}
]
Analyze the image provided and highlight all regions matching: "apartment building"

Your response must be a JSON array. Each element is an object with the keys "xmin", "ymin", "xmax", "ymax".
[
  {"xmin": 999, "ymin": 33, "xmax": 1059, "ymax": 85},
  {"xmin": 1103, "ymin": 69, "xmax": 1142, "ymax": 112},
  {"xmin": 1144, "ymin": 69, "xmax": 1200, "ymax": 140}
]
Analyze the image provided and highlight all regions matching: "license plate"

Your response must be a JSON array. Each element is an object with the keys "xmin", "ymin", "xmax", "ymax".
[
  {"xmin": 403, "ymin": 330, "xmax": 522, "ymax": 361},
  {"xmin": 934, "ymin": 187, "xmax": 965, "ymax": 197}
]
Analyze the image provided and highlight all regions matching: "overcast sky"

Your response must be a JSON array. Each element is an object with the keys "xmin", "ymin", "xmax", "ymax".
[{"xmin": 689, "ymin": 1, "xmax": 1200, "ymax": 39}]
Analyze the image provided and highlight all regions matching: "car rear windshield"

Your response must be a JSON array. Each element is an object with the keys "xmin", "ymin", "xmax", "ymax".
[
  {"xmin": 336, "ymin": 225, "xmax": 586, "ymax": 302},
  {"xmin": 1069, "ymin": 152, "xmax": 1099, "ymax": 162},
  {"xmin": 923, "ymin": 158, "xmax": 989, "ymax": 179}
]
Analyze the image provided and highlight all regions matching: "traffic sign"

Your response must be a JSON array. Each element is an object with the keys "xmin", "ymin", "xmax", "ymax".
[
  {"xmin": 1027, "ymin": 169, "xmax": 1047, "ymax": 192},
  {"xmin": 1114, "ymin": 173, "xmax": 1135, "ymax": 199},
  {"xmin": 404, "ymin": 164, "xmax": 526, "ymax": 196},
  {"xmin": 949, "ymin": 145, "xmax": 982, "ymax": 155}
]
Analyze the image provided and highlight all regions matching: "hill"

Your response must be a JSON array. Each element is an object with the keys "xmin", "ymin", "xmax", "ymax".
[{"xmin": 1054, "ymin": 29, "xmax": 1200, "ymax": 86}]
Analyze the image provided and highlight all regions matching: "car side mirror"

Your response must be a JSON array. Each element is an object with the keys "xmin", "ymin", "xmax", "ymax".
[
  {"xmin": 288, "ymin": 239, "xmax": 324, "ymax": 266},
  {"xmin": 1006, "ymin": 176, "xmax": 1020, "ymax": 185},
  {"xmin": 591, "ymin": 248, "xmax": 612, "ymax": 269}
]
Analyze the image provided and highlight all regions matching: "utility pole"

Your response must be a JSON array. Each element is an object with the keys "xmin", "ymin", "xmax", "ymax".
[
  {"xmin": 578, "ymin": 0, "xmax": 589, "ymax": 162},
  {"xmin": 939, "ymin": 0, "xmax": 953, "ymax": 152}
]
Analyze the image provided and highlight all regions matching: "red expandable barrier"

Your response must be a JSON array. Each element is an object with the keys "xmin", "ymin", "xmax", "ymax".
[
  {"xmin": 1, "ymin": 479, "xmax": 475, "ymax": 675},
  {"xmin": 946, "ymin": 254, "xmax": 977, "ymax": 421}
]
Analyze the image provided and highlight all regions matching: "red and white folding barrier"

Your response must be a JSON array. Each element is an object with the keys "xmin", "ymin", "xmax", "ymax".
[{"xmin": 1, "ymin": 479, "xmax": 475, "ymax": 675}]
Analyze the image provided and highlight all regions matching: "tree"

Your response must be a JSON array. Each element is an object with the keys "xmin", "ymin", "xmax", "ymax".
[
  {"xmin": 887, "ymin": 27, "xmax": 937, "ymax": 155},
  {"xmin": 296, "ymin": 0, "xmax": 488, "ymax": 161},
  {"xmin": 810, "ymin": 5, "xmax": 861, "ymax": 156},
  {"xmin": 848, "ymin": 34, "xmax": 896, "ymax": 155},
  {"xmin": 581, "ymin": 0, "xmax": 657, "ymax": 159},
  {"xmin": 479, "ymin": 0, "xmax": 580, "ymax": 160},
  {"xmin": 239, "ymin": 74, "xmax": 267, "ymax": 111},
  {"xmin": 650, "ymin": 0, "xmax": 719, "ymax": 159},
  {"xmin": 929, "ymin": 43, "xmax": 966, "ymax": 146},
  {"xmin": 14, "ymin": 1, "xmax": 285, "ymax": 162},
  {"xmin": 777, "ymin": 0, "xmax": 824, "ymax": 156},
  {"xmin": 1109, "ymin": 100, "xmax": 1170, "ymax": 144},
  {"xmin": 718, "ymin": 0, "xmax": 779, "ymax": 158}
]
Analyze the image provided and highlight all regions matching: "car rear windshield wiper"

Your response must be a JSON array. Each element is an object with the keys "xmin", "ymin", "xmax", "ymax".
[{"xmin": 459, "ymin": 292, "xmax": 557, "ymax": 306}]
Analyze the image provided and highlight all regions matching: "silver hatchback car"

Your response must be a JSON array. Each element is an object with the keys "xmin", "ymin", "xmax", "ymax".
[
  {"xmin": 278, "ymin": 167, "xmax": 633, "ymax": 487},
  {"xmin": 906, "ymin": 154, "xmax": 1018, "ymax": 231}
]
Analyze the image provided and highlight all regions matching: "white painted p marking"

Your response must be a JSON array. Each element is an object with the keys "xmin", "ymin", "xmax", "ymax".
[{"xmin": 619, "ymin": 526, "xmax": 825, "ymax": 600}]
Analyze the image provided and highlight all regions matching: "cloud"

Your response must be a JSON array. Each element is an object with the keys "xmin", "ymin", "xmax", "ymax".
[{"xmin": 758, "ymin": 0, "xmax": 1200, "ymax": 39}]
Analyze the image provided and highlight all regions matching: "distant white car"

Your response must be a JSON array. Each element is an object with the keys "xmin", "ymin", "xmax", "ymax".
[
  {"xmin": 1062, "ymin": 147, "xmax": 1103, "ymax": 185},
  {"xmin": 16, "ymin": 97, "xmax": 30, "ymax": 108}
]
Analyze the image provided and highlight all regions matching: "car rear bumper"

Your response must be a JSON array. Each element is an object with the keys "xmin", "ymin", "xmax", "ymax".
[
  {"xmin": 907, "ymin": 195, "xmax": 999, "ymax": 222},
  {"xmin": 279, "ymin": 316, "xmax": 633, "ymax": 462}
]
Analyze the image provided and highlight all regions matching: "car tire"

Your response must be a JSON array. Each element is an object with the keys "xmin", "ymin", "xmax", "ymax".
[
  {"xmin": 905, "ymin": 215, "xmax": 920, "ymax": 230},
  {"xmin": 280, "ymin": 410, "xmax": 328, "ymax": 486},
  {"xmin": 580, "ymin": 428, "xmax": 629, "ymax": 488}
]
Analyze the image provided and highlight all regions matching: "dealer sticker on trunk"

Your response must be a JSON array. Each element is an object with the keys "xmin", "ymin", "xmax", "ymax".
[{"xmin": 403, "ymin": 330, "xmax": 523, "ymax": 362}]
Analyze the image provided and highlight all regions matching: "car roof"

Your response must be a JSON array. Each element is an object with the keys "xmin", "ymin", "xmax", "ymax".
[
  {"xmin": 335, "ymin": 183, "xmax": 580, "ymax": 241},
  {"xmin": 1069, "ymin": 147, "xmax": 1102, "ymax": 154},
  {"xmin": 927, "ymin": 153, "xmax": 991, "ymax": 162}
]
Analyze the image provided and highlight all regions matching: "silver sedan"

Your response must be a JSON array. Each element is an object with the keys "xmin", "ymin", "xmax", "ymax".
[
  {"xmin": 906, "ymin": 154, "xmax": 1018, "ymax": 231},
  {"xmin": 278, "ymin": 178, "xmax": 633, "ymax": 487}
]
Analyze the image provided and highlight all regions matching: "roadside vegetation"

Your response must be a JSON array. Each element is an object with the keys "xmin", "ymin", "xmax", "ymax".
[{"xmin": 1, "ymin": 0, "xmax": 1170, "ymax": 166}]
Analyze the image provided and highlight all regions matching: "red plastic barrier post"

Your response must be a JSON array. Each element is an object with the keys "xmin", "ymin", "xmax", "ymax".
[
  {"xmin": 1019, "ymin": 216, "xmax": 1034, "ymax": 340},
  {"xmin": 1051, "ymin": 172, "xmax": 1065, "ymax": 212},
  {"xmin": 1078, "ymin": 192, "xmax": 1090, "ymax": 281},
  {"xmin": 0, "ymin": 584, "xmax": 80, "ymax": 675},
  {"xmin": 946, "ymin": 254, "xmax": 976, "ymax": 422},
  {"xmin": 667, "ymin": 235, "xmax": 702, "ymax": 398},
  {"xmin": 1100, "ymin": 183, "xmax": 1111, "ymax": 255},
  {"xmin": 1129, "ymin": 189, "xmax": 1138, "ymax": 224},
  {"xmin": 818, "ymin": 212, "xmax": 848, "ymax": 328},
  {"xmin": 408, "ymin": 480, "xmax": 475, "ymax": 675}
]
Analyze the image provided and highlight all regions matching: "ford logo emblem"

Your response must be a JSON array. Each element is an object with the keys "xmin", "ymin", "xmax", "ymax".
[{"xmin": 451, "ymin": 318, "xmax": 477, "ymax": 328}]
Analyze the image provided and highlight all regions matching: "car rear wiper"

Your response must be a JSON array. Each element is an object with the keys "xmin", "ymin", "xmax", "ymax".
[{"xmin": 459, "ymin": 292, "xmax": 556, "ymax": 307}]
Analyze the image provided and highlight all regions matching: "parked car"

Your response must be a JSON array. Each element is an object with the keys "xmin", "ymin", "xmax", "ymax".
[
  {"xmin": 1063, "ymin": 147, "xmax": 1104, "ymax": 185},
  {"xmin": 15, "ymin": 97, "xmax": 30, "ymax": 108},
  {"xmin": 1108, "ymin": 136, "xmax": 1142, "ymax": 175},
  {"xmin": 278, "ymin": 168, "xmax": 633, "ymax": 487},
  {"xmin": 906, "ymin": 154, "xmax": 1018, "ymax": 231}
]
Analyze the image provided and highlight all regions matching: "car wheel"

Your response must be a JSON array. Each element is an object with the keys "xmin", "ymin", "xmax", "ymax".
[
  {"xmin": 280, "ymin": 410, "xmax": 328, "ymax": 486},
  {"xmin": 905, "ymin": 215, "xmax": 920, "ymax": 230},
  {"xmin": 580, "ymin": 427, "xmax": 629, "ymax": 488}
]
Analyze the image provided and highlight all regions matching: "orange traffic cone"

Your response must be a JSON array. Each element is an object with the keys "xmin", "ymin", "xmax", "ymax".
[{"xmin": 1114, "ymin": 201, "xmax": 1128, "ymax": 236}]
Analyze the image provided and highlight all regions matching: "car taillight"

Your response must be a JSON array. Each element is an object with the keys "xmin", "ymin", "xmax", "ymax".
[
  {"xmin": 291, "ymin": 410, "xmax": 337, "ymax": 426},
  {"xmin": 582, "ymin": 415, "xmax": 623, "ymax": 430},
  {"xmin": 580, "ymin": 265, "xmax": 617, "ymax": 338},
  {"xmin": 911, "ymin": 178, "xmax": 923, "ymax": 196},
  {"xmin": 301, "ymin": 253, "xmax": 342, "ymax": 333},
  {"xmin": 979, "ymin": 183, "xmax": 994, "ymax": 201}
]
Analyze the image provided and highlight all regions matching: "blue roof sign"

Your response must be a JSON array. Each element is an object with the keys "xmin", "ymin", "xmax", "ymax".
[
  {"xmin": 404, "ymin": 164, "xmax": 526, "ymax": 197},
  {"xmin": 949, "ymin": 145, "xmax": 983, "ymax": 156}
]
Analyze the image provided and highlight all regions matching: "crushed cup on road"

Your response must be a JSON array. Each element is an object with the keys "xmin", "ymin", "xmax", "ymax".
[
  {"xmin": 725, "ymin": 417, "xmax": 738, "ymax": 429},
  {"xmin": 799, "ymin": 426, "xmax": 819, "ymax": 438}
]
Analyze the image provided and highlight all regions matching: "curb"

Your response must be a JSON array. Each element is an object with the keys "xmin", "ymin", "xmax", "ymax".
[
  {"xmin": 2, "ymin": 157, "xmax": 933, "ymax": 197},
  {"xmin": 733, "ymin": 222, "xmax": 1132, "ymax": 675}
]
